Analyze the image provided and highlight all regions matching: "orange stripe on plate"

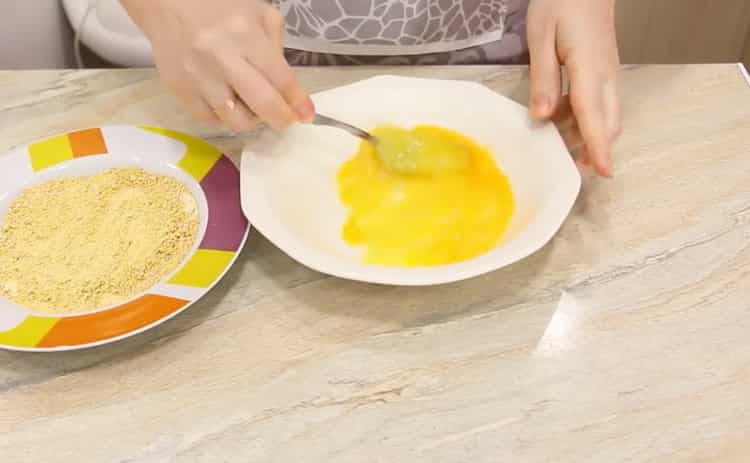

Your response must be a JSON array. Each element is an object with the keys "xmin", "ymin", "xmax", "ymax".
[
  {"xmin": 69, "ymin": 128, "xmax": 108, "ymax": 157},
  {"xmin": 36, "ymin": 294, "xmax": 188, "ymax": 348}
]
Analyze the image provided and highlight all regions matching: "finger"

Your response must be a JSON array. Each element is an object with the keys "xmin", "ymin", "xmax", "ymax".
[
  {"xmin": 195, "ymin": 75, "xmax": 258, "ymax": 132},
  {"xmin": 215, "ymin": 98, "xmax": 259, "ymax": 133},
  {"xmin": 603, "ymin": 78, "xmax": 622, "ymax": 143},
  {"xmin": 221, "ymin": 54, "xmax": 298, "ymax": 130},
  {"xmin": 576, "ymin": 146, "xmax": 598, "ymax": 171},
  {"xmin": 167, "ymin": 75, "xmax": 223, "ymax": 127},
  {"xmin": 244, "ymin": 48, "xmax": 314, "ymax": 123},
  {"xmin": 173, "ymin": 84, "xmax": 223, "ymax": 127},
  {"xmin": 558, "ymin": 121, "xmax": 594, "ymax": 173},
  {"xmin": 261, "ymin": 5, "xmax": 285, "ymax": 44},
  {"xmin": 251, "ymin": 8, "xmax": 315, "ymax": 122},
  {"xmin": 601, "ymin": 10, "xmax": 623, "ymax": 145},
  {"xmin": 188, "ymin": 96, "xmax": 222, "ymax": 127},
  {"xmin": 527, "ymin": 3, "xmax": 562, "ymax": 119},
  {"xmin": 575, "ymin": 147, "xmax": 595, "ymax": 176},
  {"xmin": 567, "ymin": 57, "xmax": 613, "ymax": 177},
  {"xmin": 550, "ymin": 95, "xmax": 574, "ymax": 130},
  {"xmin": 560, "ymin": 123, "xmax": 584, "ymax": 153}
]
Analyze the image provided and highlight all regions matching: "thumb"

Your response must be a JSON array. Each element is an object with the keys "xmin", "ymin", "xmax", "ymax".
[{"xmin": 527, "ymin": 6, "xmax": 561, "ymax": 119}]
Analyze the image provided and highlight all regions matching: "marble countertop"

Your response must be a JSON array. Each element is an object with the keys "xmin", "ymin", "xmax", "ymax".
[{"xmin": 1, "ymin": 64, "xmax": 750, "ymax": 462}]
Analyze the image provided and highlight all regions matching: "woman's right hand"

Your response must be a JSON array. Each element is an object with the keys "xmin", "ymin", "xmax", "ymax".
[{"xmin": 121, "ymin": 0, "xmax": 314, "ymax": 132}]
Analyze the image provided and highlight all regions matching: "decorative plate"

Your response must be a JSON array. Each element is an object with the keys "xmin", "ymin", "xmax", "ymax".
[{"xmin": 0, "ymin": 126, "xmax": 249, "ymax": 351}]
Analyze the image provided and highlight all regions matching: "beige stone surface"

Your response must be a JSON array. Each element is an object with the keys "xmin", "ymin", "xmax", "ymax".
[{"xmin": 1, "ymin": 65, "xmax": 749, "ymax": 462}]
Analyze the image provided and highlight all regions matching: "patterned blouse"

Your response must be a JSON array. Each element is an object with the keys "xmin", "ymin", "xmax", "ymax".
[{"xmin": 271, "ymin": 0, "xmax": 530, "ymax": 65}]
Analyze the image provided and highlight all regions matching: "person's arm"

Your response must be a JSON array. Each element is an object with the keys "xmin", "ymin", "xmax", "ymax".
[
  {"xmin": 120, "ymin": 0, "xmax": 314, "ymax": 131},
  {"xmin": 527, "ymin": 0, "xmax": 621, "ymax": 177}
]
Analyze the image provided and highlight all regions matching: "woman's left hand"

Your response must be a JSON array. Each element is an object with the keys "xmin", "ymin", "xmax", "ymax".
[{"xmin": 527, "ymin": 0, "xmax": 621, "ymax": 177}]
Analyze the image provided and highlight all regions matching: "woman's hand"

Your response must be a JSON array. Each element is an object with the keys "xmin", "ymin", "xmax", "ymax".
[
  {"xmin": 121, "ymin": 0, "xmax": 314, "ymax": 132},
  {"xmin": 527, "ymin": 0, "xmax": 621, "ymax": 177}
]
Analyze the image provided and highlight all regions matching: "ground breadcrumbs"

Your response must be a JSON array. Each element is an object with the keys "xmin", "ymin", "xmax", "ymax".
[{"xmin": 0, "ymin": 167, "xmax": 199, "ymax": 314}]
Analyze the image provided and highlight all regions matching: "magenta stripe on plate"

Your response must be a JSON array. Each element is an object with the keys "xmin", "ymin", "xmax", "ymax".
[{"xmin": 199, "ymin": 156, "xmax": 249, "ymax": 251}]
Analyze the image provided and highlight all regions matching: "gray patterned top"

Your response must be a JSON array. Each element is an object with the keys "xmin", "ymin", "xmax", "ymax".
[{"xmin": 271, "ymin": 0, "xmax": 530, "ymax": 65}]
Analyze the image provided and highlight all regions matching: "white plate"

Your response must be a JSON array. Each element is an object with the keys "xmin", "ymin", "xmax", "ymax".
[{"xmin": 240, "ymin": 76, "xmax": 580, "ymax": 286}]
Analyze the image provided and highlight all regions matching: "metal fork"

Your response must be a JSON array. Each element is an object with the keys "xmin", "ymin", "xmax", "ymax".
[{"xmin": 312, "ymin": 113, "xmax": 377, "ymax": 144}]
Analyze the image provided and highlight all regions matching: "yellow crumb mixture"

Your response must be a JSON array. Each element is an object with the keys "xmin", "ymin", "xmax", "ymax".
[{"xmin": 0, "ymin": 168, "xmax": 199, "ymax": 314}]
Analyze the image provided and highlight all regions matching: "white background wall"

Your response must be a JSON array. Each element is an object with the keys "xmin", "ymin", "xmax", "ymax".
[{"xmin": 0, "ymin": 1, "xmax": 75, "ymax": 69}]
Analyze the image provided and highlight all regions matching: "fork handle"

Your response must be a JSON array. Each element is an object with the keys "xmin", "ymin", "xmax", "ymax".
[{"xmin": 312, "ymin": 114, "xmax": 374, "ymax": 142}]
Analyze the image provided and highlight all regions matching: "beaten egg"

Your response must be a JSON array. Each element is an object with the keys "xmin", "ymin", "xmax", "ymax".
[{"xmin": 337, "ymin": 125, "xmax": 514, "ymax": 267}]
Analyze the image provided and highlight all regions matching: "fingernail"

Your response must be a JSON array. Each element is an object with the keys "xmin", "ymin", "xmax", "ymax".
[
  {"xmin": 532, "ymin": 94, "xmax": 550, "ymax": 117},
  {"xmin": 294, "ymin": 98, "xmax": 315, "ymax": 123}
]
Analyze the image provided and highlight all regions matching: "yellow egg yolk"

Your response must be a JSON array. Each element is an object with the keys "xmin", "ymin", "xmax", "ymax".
[
  {"xmin": 372, "ymin": 125, "xmax": 471, "ymax": 175},
  {"xmin": 337, "ymin": 125, "xmax": 514, "ymax": 267}
]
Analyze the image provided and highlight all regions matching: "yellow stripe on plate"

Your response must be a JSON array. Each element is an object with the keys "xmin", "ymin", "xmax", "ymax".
[
  {"xmin": 29, "ymin": 135, "xmax": 74, "ymax": 171},
  {"xmin": 140, "ymin": 126, "xmax": 222, "ymax": 182},
  {"xmin": 0, "ymin": 316, "xmax": 58, "ymax": 348},
  {"xmin": 168, "ymin": 249, "xmax": 235, "ymax": 288}
]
